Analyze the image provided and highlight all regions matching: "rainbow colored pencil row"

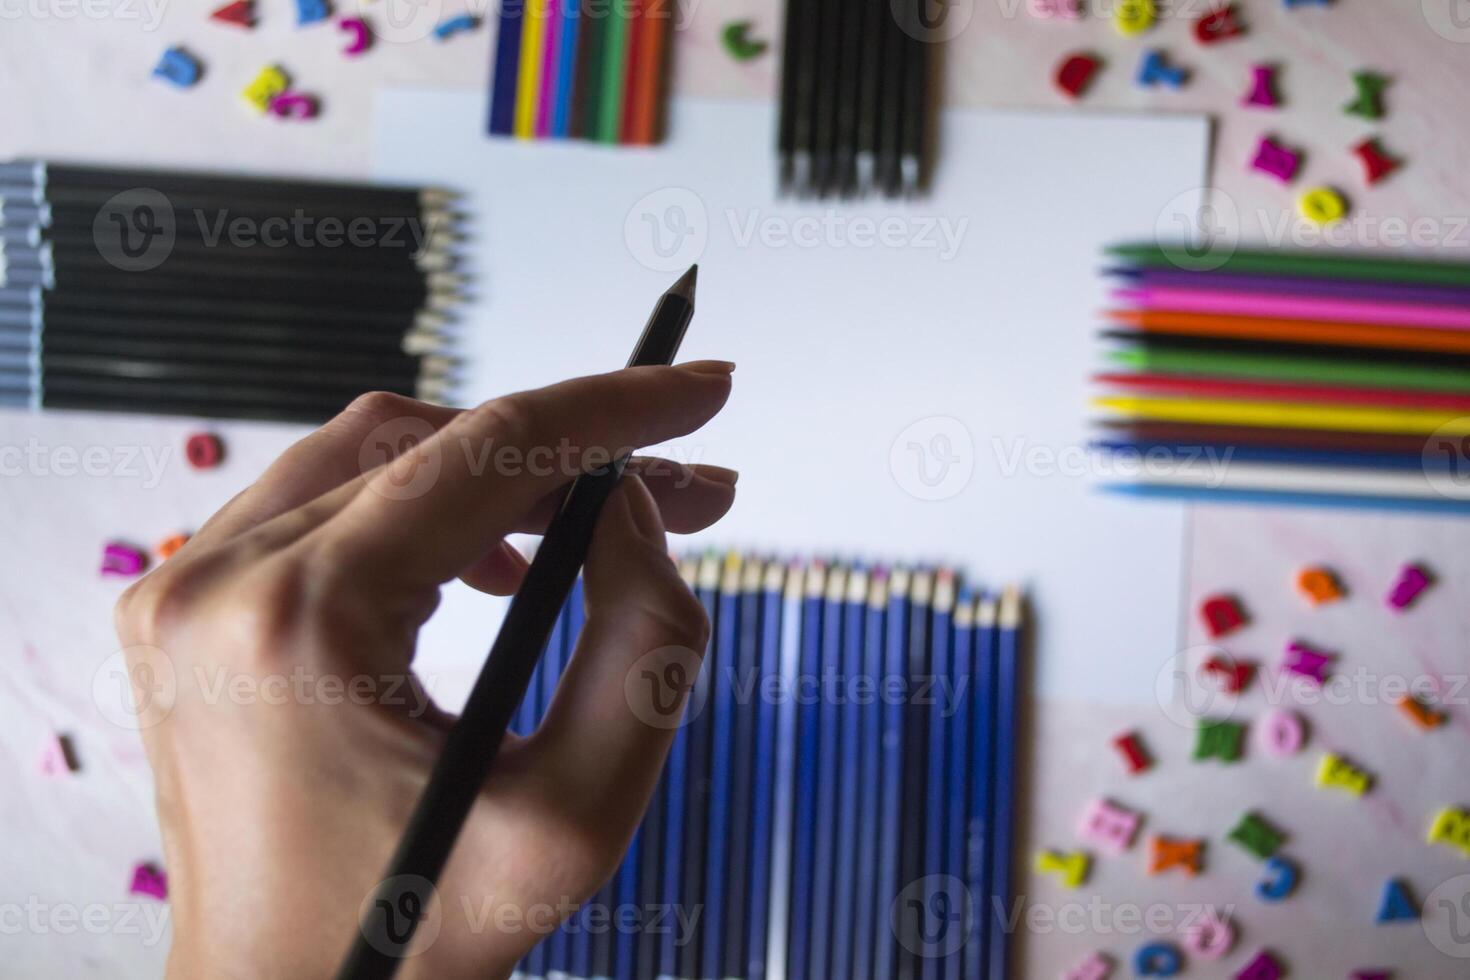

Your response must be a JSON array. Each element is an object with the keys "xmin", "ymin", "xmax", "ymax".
[
  {"xmin": 1092, "ymin": 244, "xmax": 1470, "ymax": 512},
  {"xmin": 488, "ymin": 0, "xmax": 670, "ymax": 144}
]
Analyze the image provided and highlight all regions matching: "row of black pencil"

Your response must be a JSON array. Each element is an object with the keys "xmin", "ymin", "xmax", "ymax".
[
  {"xmin": 0, "ymin": 160, "xmax": 466, "ymax": 423},
  {"xmin": 777, "ymin": 0, "xmax": 935, "ymax": 200},
  {"xmin": 510, "ymin": 554, "xmax": 1025, "ymax": 980}
]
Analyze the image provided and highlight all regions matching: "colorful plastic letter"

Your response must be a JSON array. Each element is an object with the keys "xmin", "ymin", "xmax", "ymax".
[
  {"xmin": 1203, "ymin": 655, "xmax": 1254, "ymax": 693},
  {"xmin": 1034, "ymin": 849, "xmax": 1091, "ymax": 888},
  {"xmin": 1056, "ymin": 53, "xmax": 1101, "ymax": 100},
  {"xmin": 1065, "ymin": 952, "xmax": 1114, "ymax": 980},
  {"xmin": 1077, "ymin": 799, "xmax": 1141, "ymax": 854},
  {"xmin": 1298, "ymin": 187, "xmax": 1348, "ymax": 226},
  {"xmin": 1387, "ymin": 564, "xmax": 1430, "ymax": 610},
  {"xmin": 1228, "ymin": 812, "xmax": 1284, "ymax": 860},
  {"xmin": 434, "ymin": 14, "xmax": 479, "ymax": 39},
  {"xmin": 1251, "ymin": 137, "xmax": 1301, "ymax": 183},
  {"xmin": 1427, "ymin": 807, "xmax": 1470, "ymax": 857},
  {"xmin": 1194, "ymin": 719, "xmax": 1245, "ymax": 762},
  {"xmin": 1195, "ymin": 4, "xmax": 1244, "ymax": 42},
  {"xmin": 1353, "ymin": 138, "xmax": 1400, "ymax": 186},
  {"xmin": 1115, "ymin": 0, "xmax": 1156, "ymax": 35},
  {"xmin": 1200, "ymin": 594, "xmax": 1246, "ymax": 637},
  {"xmin": 339, "ymin": 17, "xmax": 371, "ymax": 54},
  {"xmin": 152, "ymin": 47, "xmax": 201, "ymax": 87},
  {"xmin": 1243, "ymin": 64, "xmax": 1278, "ymax": 107},
  {"xmin": 38, "ymin": 733, "xmax": 78, "ymax": 776},
  {"xmin": 1134, "ymin": 942, "xmax": 1182, "ymax": 977},
  {"xmin": 1316, "ymin": 752, "xmax": 1373, "ymax": 796},
  {"xmin": 1114, "ymin": 730, "xmax": 1152, "ymax": 774},
  {"xmin": 1345, "ymin": 71, "xmax": 1388, "ymax": 119},
  {"xmin": 1030, "ymin": 0, "xmax": 1083, "ymax": 18},
  {"xmin": 1137, "ymin": 50, "xmax": 1187, "ymax": 88},
  {"xmin": 101, "ymin": 543, "xmax": 147, "ymax": 578},
  {"xmin": 296, "ymin": 0, "xmax": 329, "ymax": 26},
  {"xmin": 1397, "ymin": 695, "xmax": 1445, "ymax": 730},
  {"xmin": 1376, "ymin": 879, "xmax": 1419, "ymax": 923},
  {"xmin": 210, "ymin": 0, "xmax": 254, "ymax": 26},
  {"xmin": 1235, "ymin": 950, "xmax": 1282, "ymax": 980},
  {"xmin": 1183, "ymin": 908, "xmax": 1234, "ymax": 958},
  {"xmin": 1296, "ymin": 566, "xmax": 1342, "ymax": 604},
  {"xmin": 242, "ymin": 65, "xmax": 290, "ymax": 114},
  {"xmin": 130, "ymin": 863, "xmax": 168, "ymax": 901},
  {"xmin": 1283, "ymin": 640, "xmax": 1332, "ymax": 683},
  {"xmin": 1259, "ymin": 709, "xmax": 1306, "ymax": 756},
  {"xmin": 1256, "ymin": 855, "xmax": 1299, "ymax": 901},
  {"xmin": 1149, "ymin": 836, "xmax": 1203, "ymax": 875},
  {"xmin": 268, "ymin": 92, "xmax": 320, "ymax": 119}
]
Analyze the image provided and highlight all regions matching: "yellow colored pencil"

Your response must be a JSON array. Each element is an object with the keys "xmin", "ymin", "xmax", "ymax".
[
  {"xmin": 514, "ymin": 0, "xmax": 549, "ymax": 139},
  {"xmin": 1093, "ymin": 395, "xmax": 1470, "ymax": 436}
]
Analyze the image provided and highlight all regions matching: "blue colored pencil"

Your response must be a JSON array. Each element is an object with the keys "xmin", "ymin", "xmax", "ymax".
[
  {"xmin": 872, "ymin": 569, "xmax": 910, "ymax": 980},
  {"xmin": 1100, "ymin": 483, "xmax": 1470, "ymax": 514},
  {"xmin": 614, "ymin": 830, "xmax": 641, "ymax": 980},
  {"xmin": 851, "ymin": 569, "xmax": 888, "ymax": 980},
  {"xmin": 657, "ymin": 557, "xmax": 699, "ymax": 979},
  {"xmin": 944, "ymin": 591, "xmax": 974, "ymax": 980},
  {"xmin": 748, "ymin": 562, "xmax": 790, "ymax": 980},
  {"xmin": 724, "ymin": 558, "xmax": 764, "ymax": 980},
  {"xmin": 786, "ymin": 563, "xmax": 826, "ymax": 980},
  {"xmin": 635, "ymin": 735, "xmax": 665, "ymax": 980},
  {"xmin": 829, "ymin": 566, "xmax": 868, "ymax": 980},
  {"xmin": 563, "ymin": 579, "xmax": 596, "ymax": 976},
  {"xmin": 488, "ymin": 0, "xmax": 526, "ymax": 134},
  {"xmin": 676, "ymin": 553, "xmax": 719, "ymax": 979},
  {"xmin": 897, "ymin": 571, "xmax": 933, "ymax": 980},
  {"xmin": 963, "ymin": 596, "xmax": 996, "ymax": 980},
  {"xmin": 920, "ymin": 572, "xmax": 954, "ymax": 980},
  {"xmin": 808, "ymin": 565, "xmax": 847, "ymax": 980},
  {"xmin": 550, "ymin": 0, "xmax": 581, "ymax": 136},
  {"xmin": 763, "ymin": 564, "xmax": 805, "ymax": 980},
  {"xmin": 701, "ymin": 554, "xmax": 741, "ymax": 980},
  {"xmin": 1093, "ymin": 439, "xmax": 1438, "ymax": 472},
  {"xmin": 986, "ymin": 589, "xmax": 1023, "ymax": 980}
]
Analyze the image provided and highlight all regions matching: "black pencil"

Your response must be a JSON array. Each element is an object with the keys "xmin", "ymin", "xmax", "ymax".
[
  {"xmin": 899, "ymin": 0, "xmax": 929, "ymax": 196},
  {"xmin": 0, "ymin": 287, "xmax": 454, "ymax": 330},
  {"xmin": 832, "ymin": 0, "xmax": 865, "ymax": 197},
  {"xmin": 776, "ymin": 0, "xmax": 806, "ymax": 192},
  {"xmin": 809, "ymin": 0, "xmax": 844, "ymax": 197},
  {"xmin": 876, "ymin": 0, "xmax": 909, "ymax": 197},
  {"xmin": 854, "ymin": 0, "xmax": 888, "ymax": 195},
  {"xmin": 336, "ymin": 265, "xmax": 699, "ymax": 979},
  {"xmin": 1, "ymin": 312, "xmax": 444, "ymax": 356}
]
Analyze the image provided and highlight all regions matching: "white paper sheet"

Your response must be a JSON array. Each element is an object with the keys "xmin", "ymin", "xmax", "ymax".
[{"xmin": 373, "ymin": 92, "xmax": 1211, "ymax": 703}]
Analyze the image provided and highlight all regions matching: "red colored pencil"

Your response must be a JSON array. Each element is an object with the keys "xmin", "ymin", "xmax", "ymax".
[
  {"xmin": 1107, "ymin": 309, "xmax": 1470, "ymax": 355},
  {"xmin": 630, "ymin": 0, "xmax": 669, "ymax": 144},
  {"xmin": 1095, "ymin": 372, "xmax": 1470, "ymax": 411},
  {"xmin": 619, "ymin": 0, "xmax": 646, "ymax": 144}
]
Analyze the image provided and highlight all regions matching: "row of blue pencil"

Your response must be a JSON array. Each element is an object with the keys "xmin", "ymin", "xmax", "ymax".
[{"xmin": 510, "ymin": 554, "xmax": 1026, "ymax": 980}]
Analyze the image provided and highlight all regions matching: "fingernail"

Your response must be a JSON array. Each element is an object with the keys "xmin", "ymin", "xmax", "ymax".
[
  {"xmin": 680, "ymin": 360, "xmax": 736, "ymax": 376},
  {"xmin": 695, "ymin": 465, "xmax": 740, "ymax": 487}
]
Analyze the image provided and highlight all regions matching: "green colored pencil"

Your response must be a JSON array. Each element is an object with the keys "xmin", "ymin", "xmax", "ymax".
[
  {"xmin": 1109, "ymin": 347, "xmax": 1470, "ymax": 393},
  {"xmin": 1107, "ymin": 244, "xmax": 1470, "ymax": 288},
  {"xmin": 574, "ymin": 0, "xmax": 606, "ymax": 139},
  {"xmin": 596, "ymin": 1, "xmax": 629, "ymax": 143}
]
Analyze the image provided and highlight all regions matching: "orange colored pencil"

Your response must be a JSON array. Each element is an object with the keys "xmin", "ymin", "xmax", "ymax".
[
  {"xmin": 1107, "ymin": 309, "xmax": 1470, "ymax": 356},
  {"xmin": 625, "ymin": 0, "xmax": 668, "ymax": 144}
]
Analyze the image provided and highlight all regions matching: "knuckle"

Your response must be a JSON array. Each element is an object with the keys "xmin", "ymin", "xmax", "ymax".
[
  {"xmin": 342, "ymin": 390, "xmax": 419, "ymax": 423},
  {"xmin": 113, "ymin": 570, "xmax": 192, "ymax": 644},
  {"xmin": 465, "ymin": 394, "xmax": 538, "ymax": 450}
]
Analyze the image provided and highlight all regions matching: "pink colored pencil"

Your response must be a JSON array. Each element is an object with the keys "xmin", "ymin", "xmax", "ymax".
[
  {"xmin": 534, "ymin": 0, "xmax": 563, "ymax": 138},
  {"xmin": 1114, "ymin": 286, "xmax": 1470, "ymax": 331}
]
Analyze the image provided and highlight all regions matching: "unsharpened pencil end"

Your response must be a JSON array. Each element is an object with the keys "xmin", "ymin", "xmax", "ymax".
[{"xmin": 669, "ymin": 264, "xmax": 697, "ymax": 303}]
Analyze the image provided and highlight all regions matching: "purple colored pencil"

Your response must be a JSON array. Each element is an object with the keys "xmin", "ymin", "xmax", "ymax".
[
  {"xmin": 535, "ymin": 0, "xmax": 564, "ymax": 138},
  {"xmin": 1106, "ymin": 266, "xmax": 1470, "ymax": 308}
]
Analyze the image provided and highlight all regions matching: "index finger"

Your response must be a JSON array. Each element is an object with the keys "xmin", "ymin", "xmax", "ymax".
[{"xmin": 314, "ymin": 360, "xmax": 734, "ymax": 590}]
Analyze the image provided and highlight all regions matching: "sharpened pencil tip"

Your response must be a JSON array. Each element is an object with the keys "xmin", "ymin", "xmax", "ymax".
[{"xmin": 669, "ymin": 264, "xmax": 697, "ymax": 303}]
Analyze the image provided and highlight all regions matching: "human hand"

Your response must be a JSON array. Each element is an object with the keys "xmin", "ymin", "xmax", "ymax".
[{"xmin": 113, "ymin": 362, "xmax": 736, "ymax": 979}]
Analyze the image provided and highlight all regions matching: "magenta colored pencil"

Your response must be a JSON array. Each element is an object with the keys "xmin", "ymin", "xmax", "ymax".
[
  {"xmin": 535, "ymin": 0, "xmax": 563, "ymax": 138},
  {"xmin": 1115, "ymin": 286, "xmax": 1470, "ymax": 331},
  {"xmin": 1111, "ymin": 267, "xmax": 1470, "ymax": 307}
]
